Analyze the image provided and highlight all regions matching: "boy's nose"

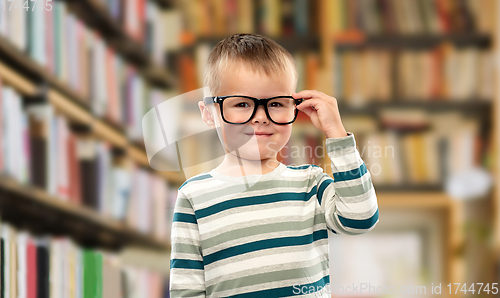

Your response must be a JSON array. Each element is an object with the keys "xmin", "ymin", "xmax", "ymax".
[{"xmin": 251, "ymin": 105, "xmax": 269, "ymax": 124}]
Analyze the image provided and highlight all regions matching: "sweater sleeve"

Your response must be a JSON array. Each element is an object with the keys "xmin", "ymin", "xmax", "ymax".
[
  {"xmin": 316, "ymin": 132, "xmax": 379, "ymax": 235},
  {"xmin": 169, "ymin": 189, "xmax": 206, "ymax": 297}
]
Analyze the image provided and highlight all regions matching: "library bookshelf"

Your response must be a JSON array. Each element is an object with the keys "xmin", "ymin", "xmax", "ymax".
[
  {"xmin": 320, "ymin": 0, "xmax": 497, "ymax": 292},
  {"xmin": 319, "ymin": 35, "xmax": 492, "ymax": 290},
  {"xmin": 492, "ymin": 0, "xmax": 500, "ymax": 286}
]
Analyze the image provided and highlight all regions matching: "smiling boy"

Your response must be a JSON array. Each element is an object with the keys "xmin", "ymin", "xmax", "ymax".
[{"xmin": 169, "ymin": 34, "xmax": 379, "ymax": 298}]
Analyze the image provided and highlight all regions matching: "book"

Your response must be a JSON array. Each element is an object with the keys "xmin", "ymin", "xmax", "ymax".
[
  {"xmin": 76, "ymin": 138, "xmax": 99, "ymax": 209},
  {"xmin": 35, "ymin": 238, "xmax": 50, "ymax": 298},
  {"xmin": 102, "ymin": 255, "xmax": 122, "ymax": 298},
  {"xmin": 83, "ymin": 250, "xmax": 103, "ymax": 298},
  {"xmin": 293, "ymin": 0, "xmax": 308, "ymax": 35},
  {"xmin": 1, "ymin": 88, "xmax": 30, "ymax": 183},
  {"xmin": 1, "ymin": 224, "xmax": 10, "ymax": 298},
  {"xmin": 67, "ymin": 133, "xmax": 82, "ymax": 205}
]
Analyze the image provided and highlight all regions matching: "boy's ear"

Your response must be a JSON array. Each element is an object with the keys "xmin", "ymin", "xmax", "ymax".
[{"xmin": 198, "ymin": 101, "xmax": 216, "ymax": 129}]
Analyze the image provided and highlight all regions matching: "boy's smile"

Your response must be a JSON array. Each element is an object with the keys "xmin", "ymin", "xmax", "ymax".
[{"xmin": 245, "ymin": 132, "xmax": 273, "ymax": 137}]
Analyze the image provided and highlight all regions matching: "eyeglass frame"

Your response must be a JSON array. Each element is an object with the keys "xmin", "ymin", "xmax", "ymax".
[{"xmin": 203, "ymin": 95, "xmax": 304, "ymax": 125}]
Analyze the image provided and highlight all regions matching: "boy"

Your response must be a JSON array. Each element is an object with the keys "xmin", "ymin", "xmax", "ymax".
[{"xmin": 169, "ymin": 34, "xmax": 379, "ymax": 297}]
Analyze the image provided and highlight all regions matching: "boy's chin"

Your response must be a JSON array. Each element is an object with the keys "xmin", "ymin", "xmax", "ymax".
[{"xmin": 226, "ymin": 148, "xmax": 278, "ymax": 161}]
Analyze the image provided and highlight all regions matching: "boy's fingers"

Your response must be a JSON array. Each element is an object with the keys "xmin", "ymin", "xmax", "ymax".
[{"xmin": 293, "ymin": 90, "xmax": 324, "ymax": 99}]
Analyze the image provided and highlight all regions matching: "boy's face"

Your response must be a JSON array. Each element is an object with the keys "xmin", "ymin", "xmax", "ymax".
[{"xmin": 200, "ymin": 63, "xmax": 296, "ymax": 161}]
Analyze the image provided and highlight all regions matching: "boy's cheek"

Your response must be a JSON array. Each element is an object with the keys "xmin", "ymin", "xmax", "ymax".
[{"xmin": 215, "ymin": 123, "xmax": 250, "ymax": 147}]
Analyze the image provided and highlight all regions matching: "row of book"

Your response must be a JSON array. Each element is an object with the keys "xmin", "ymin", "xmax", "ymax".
[
  {"xmin": 365, "ymin": 114, "xmax": 482, "ymax": 186},
  {"xmin": 180, "ymin": 43, "xmax": 327, "ymax": 95},
  {"xmin": 0, "ymin": 1, "xmax": 181, "ymax": 140},
  {"xmin": 179, "ymin": 0, "xmax": 319, "ymax": 38},
  {"xmin": 0, "ymin": 221, "xmax": 169, "ymax": 298},
  {"xmin": 325, "ymin": 0, "xmax": 493, "ymax": 35},
  {"xmin": 95, "ymin": 0, "xmax": 183, "ymax": 53},
  {"xmin": 97, "ymin": 0, "xmax": 150, "ymax": 43},
  {"xmin": 187, "ymin": 42, "xmax": 494, "ymax": 106},
  {"xmin": 0, "ymin": 83, "xmax": 179, "ymax": 239},
  {"xmin": 283, "ymin": 111, "xmax": 484, "ymax": 187},
  {"xmin": 0, "ymin": 0, "xmax": 179, "ymax": 65},
  {"xmin": 165, "ymin": 106, "xmax": 486, "ymax": 188},
  {"xmin": 179, "ymin": 0, "xmax": 493, "ymax": 39},
  {"xmin": 332, "ymin": 45, "xmax": 494, "ymax": 104}
]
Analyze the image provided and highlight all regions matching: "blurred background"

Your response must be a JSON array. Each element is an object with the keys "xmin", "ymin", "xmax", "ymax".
[{"xmin": 0, "ymin": 0, "xmax": 498, "ymax": 297}]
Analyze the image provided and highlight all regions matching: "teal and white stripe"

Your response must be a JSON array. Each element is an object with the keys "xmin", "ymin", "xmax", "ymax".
[{"xmin": 170, "ymin": 132, "xmax": 379, "ymax": 297}]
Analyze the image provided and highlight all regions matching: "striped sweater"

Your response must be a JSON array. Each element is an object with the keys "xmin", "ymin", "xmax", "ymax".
[{"xmin": 169, "ymin": 132, "xmax": 379, "ymax": 297}]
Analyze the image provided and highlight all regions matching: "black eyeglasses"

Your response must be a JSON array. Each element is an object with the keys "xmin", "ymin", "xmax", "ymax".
[{"xmin": 203, "ymin": 95, "xmax": 303, "ymax": 125}]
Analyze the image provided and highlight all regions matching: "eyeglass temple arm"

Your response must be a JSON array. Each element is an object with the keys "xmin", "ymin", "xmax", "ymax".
[{"xmin": 203, "ymin": 97, "xmax": 217, "ymax": 104}]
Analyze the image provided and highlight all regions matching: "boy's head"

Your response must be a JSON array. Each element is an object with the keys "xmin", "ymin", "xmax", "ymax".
[{"xmin": 198, "ymin": 34, "xmax": 299, "ymax": 162}]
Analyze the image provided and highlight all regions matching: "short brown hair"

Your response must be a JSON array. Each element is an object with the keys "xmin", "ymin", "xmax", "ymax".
[{"xmin": 204, "ymin": 33, "xmax": 298, "ymax": 96}]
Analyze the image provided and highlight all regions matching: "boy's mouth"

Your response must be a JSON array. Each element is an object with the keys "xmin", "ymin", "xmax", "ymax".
[{"xmin": 245, "ymin": 132, "xmax": 273, "ymax": 137}]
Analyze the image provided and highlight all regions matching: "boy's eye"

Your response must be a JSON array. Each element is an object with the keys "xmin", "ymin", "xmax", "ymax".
[
  {"xmin": 269, "ymin": 102, "xmax": 283, "ymax": 108},
  {"xmin": 235, "ymin": 102, "xmax": 251, "ymax": 108}
]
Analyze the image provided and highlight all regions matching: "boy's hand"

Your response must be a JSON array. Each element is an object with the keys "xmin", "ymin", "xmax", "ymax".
[{"xmin": 293, "ymin": 90, "xmax": 348, "ymax": 139}]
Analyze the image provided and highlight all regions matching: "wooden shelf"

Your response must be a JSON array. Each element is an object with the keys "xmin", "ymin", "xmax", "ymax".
[
  {"xmin": 377, "ymin": 190, "xmax": 464, "ymax": 286},
  {"xmin": 0, "ymin": 176, "xmax": 170, "ymax": 251},
  {"xmin": 62, "ymin": 0, "xmax": 176, "ymax": 88},
  {"xmin": 128, "ymin": 144, "xmax": 185, "ymax": 184},
  {"xmin": 0, "ymin": 35, "xmax": 90, "ymax": 108},
  {"xmin": 0, "ymin": 57, "xmax": 37, "ymax": 96},
  {"xmin": 295, "ymin": 99, "xmax": 492, "ymax": 127},
  {"xmin": 334, "ymin": 32, "xmax": 492, "ymax": 49},
  {"xmin": 192, "ymin": 35, "xmax": 321, "ymax": 53},
  {"xmin": 154, "ymin": 0, "xmax": 175, "ymax": 9},
  {"xmin": 0, "ymin": 60, "xmax": 185, "ymax": 186},
  {"xmin": 337, "ymin": 100, "xmax": 492, "ymax": 116},
  {"xmin": 374, "ymin": 183, "xmax": 444, "ymax": 192},
  {"xmin": 377, "ymin": 191, "xmax": 455, "ymax": 209}
]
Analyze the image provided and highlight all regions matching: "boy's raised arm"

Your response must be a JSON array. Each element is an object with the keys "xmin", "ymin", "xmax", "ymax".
[
  {"xmin": 170, "ymin": 190, "xmax": 206, "ymax": 297},
  {"xmin": 316, "ymin": 132, "xmax": 379, "ymax": 235}
]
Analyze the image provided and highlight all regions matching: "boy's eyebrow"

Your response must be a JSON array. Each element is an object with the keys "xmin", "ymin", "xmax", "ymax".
[{"xmin": 218, "ymin": 94, "xmax": 296, "ymax": 98}]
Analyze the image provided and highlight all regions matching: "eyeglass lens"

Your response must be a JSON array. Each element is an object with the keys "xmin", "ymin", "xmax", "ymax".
[{"xmin": 222, "ymin": 97, "xmax": 297, "ymax": 124}]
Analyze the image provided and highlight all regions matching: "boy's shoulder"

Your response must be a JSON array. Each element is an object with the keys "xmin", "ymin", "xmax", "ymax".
[
  {"xmin": 285, "ymin": 164, "xmax": 330, "ymax": 184},
  {"xmin": 178, "ymin": 171, "xmax": 214, "ymax": 192},
  {"xmin": 285, "ymin": 164, "xmax": 325, "ymax": 177}
]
